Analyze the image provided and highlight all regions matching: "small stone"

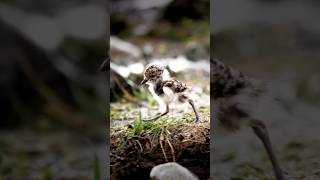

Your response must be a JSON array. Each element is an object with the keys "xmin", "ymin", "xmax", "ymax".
[{"xmin": 150, "ymin": 162, "xmax": 199, "ymax": 180}]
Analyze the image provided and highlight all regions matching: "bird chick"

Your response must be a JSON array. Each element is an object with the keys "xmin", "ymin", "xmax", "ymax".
[
  {"xmin": 211, "ymin": 58, "xmax": 285, "ymax": 180},
  {"xmin": 140, "ymin": 64, "xmax": 199, "ymax": 122}
]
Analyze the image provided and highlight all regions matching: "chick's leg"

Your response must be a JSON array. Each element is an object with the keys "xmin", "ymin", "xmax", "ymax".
[
  {"xmin": 143, "ymin": 104, "xmax": 169, "ymax": 121},
  {"xmin": 250, "ymin": 119, "xmax": 284, "ymax": 180}
]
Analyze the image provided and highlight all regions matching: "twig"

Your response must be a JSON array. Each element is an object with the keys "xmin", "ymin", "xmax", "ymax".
[
  {"xmin": 110, "ymin": 153, "xmax": 124, "ymax": 160},
  {"xmin": 166, "ymin": 129, "xmax": 172, "ymax": 135},
  {"xmin": 159, "ymin": 130, "xmax": 168, "ymax": 162},
  {"xmin": 166, "ymin": 136, "xmax": 176, "ymax": 162},
  {"xmin": 135, "ymin": 140, "xmax": 143, "ymax": 152},
  {"xmin": 181, "ymin": 139, "xmax": 204, "ymax": 143}
]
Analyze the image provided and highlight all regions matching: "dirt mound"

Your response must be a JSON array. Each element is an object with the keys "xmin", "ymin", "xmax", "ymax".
[{"xmin": 110, "ymin": 119, "xmax": 210, "ymax": 180}]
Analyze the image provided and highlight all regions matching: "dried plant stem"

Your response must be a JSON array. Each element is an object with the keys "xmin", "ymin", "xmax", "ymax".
[
  {"xmin": 166, "ymin": 136, "xmax": 176, "ymax": 162},
  {"xmin": 159, "ymin": 131, "xmax": 168, "ymax": 162}
]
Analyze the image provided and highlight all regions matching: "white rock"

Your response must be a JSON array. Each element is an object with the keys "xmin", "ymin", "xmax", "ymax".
[{"xmin": 150, "ymin": 162, "xmax": 199, "ymax": 180}]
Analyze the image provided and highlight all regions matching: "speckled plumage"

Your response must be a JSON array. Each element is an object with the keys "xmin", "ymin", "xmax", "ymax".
[
  {"xmin": 211, "ymin": 58, "xmax": 250, "ymax": 99},
  {"xmin": 211, "ymin": 58, "xmax": 285, "ymax": 180},
  {"xmin": 144, "ymin": 64, "xmax": 164, "ymax": 81},
  {"xmin": 162, "ymin": 79, "xmax": 188, "ymax": 93},
  {"xmin": 211, "ymin": 58, "xmax": 254, "ymax": 131},
  {"xmin": 141, "ymin": 64, "xmax": 199, "ymax": 122}
]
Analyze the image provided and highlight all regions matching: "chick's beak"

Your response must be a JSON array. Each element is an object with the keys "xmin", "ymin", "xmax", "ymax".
[{"xmin": 140, "ymin": 78, "xmax": 148, "ymax": 86}]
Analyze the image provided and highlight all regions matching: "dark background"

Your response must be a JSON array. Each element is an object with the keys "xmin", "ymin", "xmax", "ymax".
[
  {"xmin": 212, "ymin": 0, "xmax": 320, "ymax": 179},
  {"xmin": 0, "ymin": 0, "xmax": 108, "ymax": 179}
]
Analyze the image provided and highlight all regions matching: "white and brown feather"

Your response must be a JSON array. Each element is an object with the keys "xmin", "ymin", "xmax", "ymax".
[
  {"xmin": 141, "ymin": 63, "xmax": 199, "ymax": 122},
  {"xmin": 211, "ymin": 58, "xmax": 285, "ymax": 180},
  {"xmin": 144, "ymin": 64, "xmax": 164, "ymax": 81},
  {"xmin": 162, "ymin": 79, "xmax": 188, "ymax": 93}
]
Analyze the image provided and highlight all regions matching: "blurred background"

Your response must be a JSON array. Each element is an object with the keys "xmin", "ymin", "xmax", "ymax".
[
  {"xmin": 212, "ymin": 0, "xmax": 320, "ymax": 179},
  {"xmin": 109, "ymin": 0, "xmax": 210, "ymax": 126},
  {"xmin": 0, "ymin": 0, "xmax": 108, "ymax": 179}
]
